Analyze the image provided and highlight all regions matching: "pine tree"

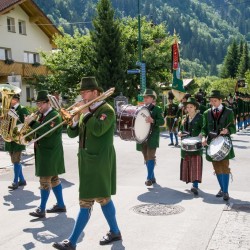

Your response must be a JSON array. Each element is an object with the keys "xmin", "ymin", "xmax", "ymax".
[
  {"xmin": 90, "ymin": 0, "xmax": 125, "ymax": 93},
  {"xmin": 237, "ymin": 42, "xmax": 250, "ymax": 78},
  {"xmin": 220, "ymin": 40, "xmax": 239, "ymax": 78}
]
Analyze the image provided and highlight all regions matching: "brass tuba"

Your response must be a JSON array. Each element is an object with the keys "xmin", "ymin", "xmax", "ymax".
[{"xmin": 0, "ymin": 84, "xmax": 21, "ymax": 142}]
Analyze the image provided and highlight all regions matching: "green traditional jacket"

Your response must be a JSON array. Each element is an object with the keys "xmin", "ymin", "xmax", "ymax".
[
  {"xmin": 136, "ymin": 104, "xmax": 164, "ymax": 150},
  {"xmin": 5, "ymin": 104, "xmax": 29, "ymax": 152},
  {"xmin": 180, "ymin": 112, "xmax": 203, "ymax": 158},
  {"xmin": 30, "ymin": 108, "xmax": 65, "ymax": 176},
  {"xmin": 237, "ymin": 98, "xmax": 244, "ymax": 118},
  {"xmin": 67, "ymin": 102, "xmax": 116, "ymax": 199},
  {"xmin": 164, "ymin": 103, "xmax": 179, "ymax": 129},
  {"xmin": 201, "ymin": 107, "xmax": 236, "ymax": 162}
]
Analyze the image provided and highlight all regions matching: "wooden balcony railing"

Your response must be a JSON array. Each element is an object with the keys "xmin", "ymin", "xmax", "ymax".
[{"xmin": 0, "ymin": 60, "xmax": 49, "ymax": 77}]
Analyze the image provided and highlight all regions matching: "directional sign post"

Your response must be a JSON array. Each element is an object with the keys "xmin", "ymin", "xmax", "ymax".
[{"xmin": 127, "ymin": 69, "xmax": 140, "ymax": 74}]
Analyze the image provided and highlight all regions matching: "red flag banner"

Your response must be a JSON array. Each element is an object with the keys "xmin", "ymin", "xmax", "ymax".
[{"xmin": 172, "ymin": 42, "xmax": 179, "ymax": 70}]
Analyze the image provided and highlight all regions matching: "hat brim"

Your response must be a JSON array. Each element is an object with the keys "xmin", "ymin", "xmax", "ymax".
[
  {"xmin": 208, "ymin": 95, "xmax": 224, "ymax": 99},
  {"xmin": 184, "ymin": 102, "xmax": 199, "ymax": 109}
]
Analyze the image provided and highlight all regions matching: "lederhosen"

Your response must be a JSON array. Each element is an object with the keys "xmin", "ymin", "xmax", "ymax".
[{"xmin": 180, "ymin": 113, "xmax": 203, "ymax": 183}]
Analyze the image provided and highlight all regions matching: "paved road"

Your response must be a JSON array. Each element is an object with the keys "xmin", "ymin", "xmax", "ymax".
[{"xmin": 0, "ymin": 128, "xmax": 250, "ymax": 250}]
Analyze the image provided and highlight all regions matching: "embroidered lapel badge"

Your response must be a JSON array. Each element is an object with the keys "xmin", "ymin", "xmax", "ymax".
[
  {"xmin": 100, "ymin": 114, "xmax": 107, "ymax": 120},
  {"xmin": 50, "ymin": 121, "xmax": 56, "ymax": 127}
]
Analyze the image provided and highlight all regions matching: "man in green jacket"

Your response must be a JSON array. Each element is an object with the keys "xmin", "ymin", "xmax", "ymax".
[
  {"xmin": 137, "ymin": 89, "xmax": 165, "ymax": 186},
  {"xmin": 53, "ymin": 77, "xmax": 121, "ymax": 250},
  {"xmin": 201, "ymin": 90, "xmax": 236, "ymax": 201},
  {"xmin": 5, "ymin": 94, "xmax": 29, "ymax": 190},
  {"xmin": 27, "ymin": 90, "xmax": 66, "ymax": 218}
]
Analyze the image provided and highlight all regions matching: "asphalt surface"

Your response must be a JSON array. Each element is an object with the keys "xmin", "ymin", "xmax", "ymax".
[{"xmin": 0, "ymin": 128, "xmax": 250, "ymax": 250}]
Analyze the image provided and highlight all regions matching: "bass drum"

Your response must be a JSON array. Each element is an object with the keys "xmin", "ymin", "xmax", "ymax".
[
  {"xmin": 117, "ymin": 105, "xmax": 151, "ymax": 144},
  {"xmin": 207, "ymin": 136, "xmax": 232, "ymax": 161}
]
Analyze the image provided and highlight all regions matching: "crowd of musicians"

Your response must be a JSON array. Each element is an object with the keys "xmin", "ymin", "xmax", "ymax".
[{"xmin": 1, "ymin": 77, "xmax": 250, "ymax": 250}]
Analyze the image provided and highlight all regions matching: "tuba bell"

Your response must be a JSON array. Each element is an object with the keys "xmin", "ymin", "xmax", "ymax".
[{"xmin": 0, "ymin": 84, "xmax": 21, "ymax": 142}]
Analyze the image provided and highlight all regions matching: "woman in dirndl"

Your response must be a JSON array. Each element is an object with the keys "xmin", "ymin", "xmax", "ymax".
[{"xmin": 178, "ymin": 97, "xmax": 203, "ymax": 195}]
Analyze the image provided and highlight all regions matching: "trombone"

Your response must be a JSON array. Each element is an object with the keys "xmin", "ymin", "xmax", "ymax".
[{"xmin": 19, "ymin": 87, "xmax": 115, "ymax": 146}]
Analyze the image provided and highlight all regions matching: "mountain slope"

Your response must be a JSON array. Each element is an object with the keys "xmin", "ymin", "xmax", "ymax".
[{"xmin": 34, "ymin": 0, "xmax": 250, "ymax": 75}]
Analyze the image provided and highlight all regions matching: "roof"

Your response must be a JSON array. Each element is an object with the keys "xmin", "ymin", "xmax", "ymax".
[{"xmin": 0, "ymin": 0, "xmax": 62, "ymax": 48}]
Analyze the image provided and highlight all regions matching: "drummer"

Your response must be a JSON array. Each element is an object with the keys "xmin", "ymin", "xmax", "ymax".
[
  {"xmin": 136, "ymin": 89, "xmax": 165, "ymax": 186},
  {"xmin": 178, "ymin": 97, "xmax": 203, "ymax": 195},
  {"xmin": 201, "ymin": 90, "xmax": 236, "ymax": 201}
]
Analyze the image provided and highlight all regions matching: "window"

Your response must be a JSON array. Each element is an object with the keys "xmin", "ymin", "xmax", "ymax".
[
  {"xmin": 0, "ymin": 48, "xmax": 12, "ymax": 60},
  {"xmin": 24, "ymin": 52, "xmax": 40, "ymax": 64},
  {"xmin": 26, "ymin": 87, "xmax": 34, "ymax": 102},
  {"xmin": 18, "ymin": 20, "xmax": 26, "ymax": 35},
  {"xmin": 7, "ymin": 17, "xmax": 15, "ymax": 32}
]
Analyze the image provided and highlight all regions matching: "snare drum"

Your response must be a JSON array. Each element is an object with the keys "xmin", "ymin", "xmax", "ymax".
[
  {"xmin": 207, "ymin": 136, "xmax": 232, "ymax": 161},
  {"xmin": 117, "ymin": 105, "xmax": 151, "ymax": 143},
  {"xmin": 181, "ymin": 136, "xmax": 202, "ymax": 151}
]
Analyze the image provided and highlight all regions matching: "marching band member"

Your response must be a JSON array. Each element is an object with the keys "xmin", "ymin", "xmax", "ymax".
[
  {"xmin": 201, "ymin": 90, "xmax": 236, "ymax": 201},
  {"xmin": 27, "ymin": 90, "xmax": 66, "ymax": 218},
  {"xmin": 6, "ymin": 93, "xmax": 29, "ymax": 190},
  {"xmin": 164, "ymin": 91, "xmax": 179, "ymax": 146},
  {"xmin": 53, "ymin": 77, "xmax": 121, "ymax": 250},
  {"xmin": 136, "ymin": 89, "xmax": 164, "ymax": 186},
  {"xmin": 178, "ymin": 97, "xmax": 203, "ymax": 195}
]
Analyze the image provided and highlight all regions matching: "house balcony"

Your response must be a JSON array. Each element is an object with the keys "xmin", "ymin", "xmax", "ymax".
[{"xmin": 0, "ymin": 60, "xmax": 49, "ymax": 78}]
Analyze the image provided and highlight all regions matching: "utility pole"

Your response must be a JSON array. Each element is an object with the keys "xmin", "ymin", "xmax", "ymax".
[{"xmin": 137, "ymin": 0, "xmax": 146, "ymax": 95}]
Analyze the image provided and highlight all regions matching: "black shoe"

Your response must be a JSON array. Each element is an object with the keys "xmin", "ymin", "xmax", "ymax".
[
  {"xmin": 151, "ymin": 178, "xmax": 156, "ymax": 184},
  {"xmin": 47, "ymin": 204, "xmax": 66, "ymax": 213},
  {"xmin": 175, "ymin": 143, "xmax": 179, "ymax": 147},
  {"xmin": 8, "ymin": 182, "xmax": 18, "ymax": 190},
  {"xmin": 18, "ymin": 180, "xmax": 27, "ymax": 186},
  {"xmin": 99, "ymin": 231, "xmax": 122, "ymax": 245},
  {"xmin": 145, "ymin": 180, "xmax": 153, "ymax": 186},
  {"xmin": 223, "ymin": 192, "xmax": 230, "ymax": 201},
  {"xmin": 191, "ymin": 187, "xmax": 198, "ymax": 195},
  {"xmin": 168, "ymin": 142, "xmax": 174, "ymax": 146},
  {"xmin": 29, "ymin": 207, "xmax": 45, "ymax": 218},
  {"xmin": 216, "ymin": 189, "xmax": 223, "ymax": 197},
  {"xmin": 53, "ymin": 239, "xmax": 76, "ymax": 250}
]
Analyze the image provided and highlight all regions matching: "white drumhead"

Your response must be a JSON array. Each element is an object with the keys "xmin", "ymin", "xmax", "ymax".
[
  {"xmin": 182, "ymin": 136, "xmax": 201, "ymax": 145},
  {"xmin": 209, "ymin": 136, "xmax": 224, "ymax": 155},
  {"xmin": 134, "ymin": 107, "xmax": 151, "ymax": 143}
]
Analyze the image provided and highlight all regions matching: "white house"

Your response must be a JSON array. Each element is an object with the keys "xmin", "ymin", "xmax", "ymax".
[{"xmin": 0, "ymin": 0, "xmax": 61, "ymax": 106}]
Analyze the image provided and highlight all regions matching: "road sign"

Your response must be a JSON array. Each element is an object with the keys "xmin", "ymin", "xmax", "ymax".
[{"xmin": 127, "ymin": 69, "xmax": 140, "ymax": 74}]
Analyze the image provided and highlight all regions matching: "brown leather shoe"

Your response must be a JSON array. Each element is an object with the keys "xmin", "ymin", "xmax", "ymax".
[
  {"xmin": 8, "ymin": 182, "xmax": 18, "ymax": 190},
  {"xmin": 223, "ymin": 192, "xmax": 230, "ymax": 201},
  {"xmin": 18, "ymin": 180, "xmax": 27, "ymax": 186},
  {"xmin": 53, "ymin": 239, "xmax": 76, "ymax": 250},
  {"xmin": 99, "ymin": 231, "xmax": 122, "ymax": 245},
  {"xmin": 145, "ymin": 180, "xmax": 153, "ymax": 186},
  {"xmin": 29, "ymin": 207, "xmax": 45, "ymax": 218},
  {"xmin": 216, "ymin": 189, "xmax": 223, "ymax": 197},
  {"xmin": 47, "ymin": 204, "xmax": 66, "ymax": 213}
]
